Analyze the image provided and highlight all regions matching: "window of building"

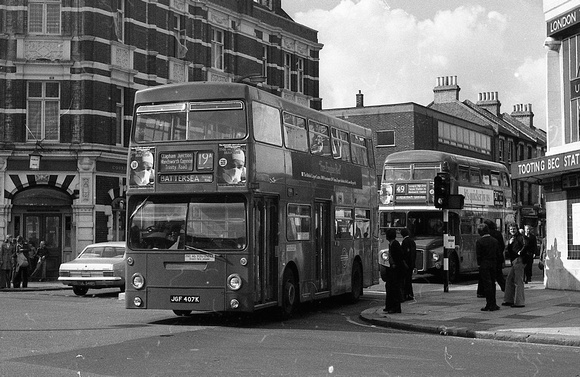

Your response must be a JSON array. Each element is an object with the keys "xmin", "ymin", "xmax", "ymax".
[
  {"xmin": 296, "ymin": 58, "xmax": 304, "ymax": 93},
  {"xmin": 507, "ymin": 141, "xmax": 514, "ymax": 163},
  {"xmin": 27, "ymin": 82, "xmax": 60, "ymax": 142},
  {"xmin": 499, "ymin": 139, "xmax": 505, "ymax": 162},
  {"xmin": 114, "ymin": 0, "xmax": 125, "ymax": 42},
  {"xmin": 212, "ymin": 28, "xmax": 224, "ymax": 70},
  {"xmin": 377, "ymin": 130, "xmax": 395, "ymax": 146},
  {"xmin": 115, "ymin": 87, "xmax": 125, "ymax": 147},
  {"xmin": 437, "ymin": 121, "xmax": 491, "ymax": 154},
  {"xmin": 261, "ymin": 46, "xmax": 268, "ymax": 80},
  {"xmin": 28, "ymin": 0, "xmax": 61, "ymax": 35},
  {"xmin": 284, "ymin": 53, "xmax": 291, "ymax": 90}
]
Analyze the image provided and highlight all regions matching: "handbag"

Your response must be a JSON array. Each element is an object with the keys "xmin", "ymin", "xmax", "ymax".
[
  {"xmin": 538, "ymin": 260, "xmax": 545, "ymax": 270},
  {"xmin": 17, "ymin": 252, "xmax": 28, "ymax": 268}
]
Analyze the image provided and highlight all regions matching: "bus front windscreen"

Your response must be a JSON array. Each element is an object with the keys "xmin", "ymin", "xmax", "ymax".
[
  {"xmin": 129, "ymin": 196, "xmax": 246, "ymax": 251},
  {"xmin": 134, "ymin": 101, "xmax": 246, "ymax": 142}
]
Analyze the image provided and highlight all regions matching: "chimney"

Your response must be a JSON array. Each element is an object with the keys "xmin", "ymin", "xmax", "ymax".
[
  {"xmin": 433, "ymin": 76, "xmax": 460, "ymax": 104},
  {"xmin": 511, "ymin": 103, "xmax": 534, "ymax": 128},
  {"xmin": 476, "ymin": 92, "xmax": 501, "ymax": 117},
  {"xmin": 356, "ymin": 90, "xmax": 364, "ymax": 107}
]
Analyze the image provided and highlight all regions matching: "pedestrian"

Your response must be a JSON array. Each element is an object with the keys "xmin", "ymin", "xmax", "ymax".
[
  {"xmin": 485, "ymin": 219, "xmax": 506, "ymax": 292},
  {"xmin": 400, "ymin": 228, "xmax": 416, "ymax": 301},
  {"xmin": 523, "ymin": 225, "xmax": 538, "ymax": 283},
  {"xmin": 31, "ymin": 240, "xmax": 48, "ymax": 281},
  {"xmin": 12, "ymin": 236, "xmax": 30, "ymax": 289},
  {"xmin": 476, "ymin": 223, "xmax": 500, "ymax": 311},
  {"xmin": 502, "ymin": 224, "xmax": 526, "ymax": 308},
  {"xmin": 383, "ymin": 228, "xmax": 405, "ymax": 314},
  {"xmin": 0, "ymin": 235, "xmax": 14, "ymax": 288},
  {"xmin": 538, "ymin": 237, "xmax": 546, "ymax": 277}
]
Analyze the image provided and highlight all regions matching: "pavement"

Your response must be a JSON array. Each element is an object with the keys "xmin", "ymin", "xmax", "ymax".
[
  {"xmin": 4, "ymin": 277, "xmax": 580, "ymax": 347},
  {"xmin": 361, "ymin": 275, "xmax": 580, "ymax": 347}
]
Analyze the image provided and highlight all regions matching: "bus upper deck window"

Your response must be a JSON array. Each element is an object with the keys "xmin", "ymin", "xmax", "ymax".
[
  {"xmin": 253, "ymin": 102, "xmax": 282, "ymax": 146},
  {"xmin": 308, "ymin": 121, "xmax": 331, "ymax": 156}
]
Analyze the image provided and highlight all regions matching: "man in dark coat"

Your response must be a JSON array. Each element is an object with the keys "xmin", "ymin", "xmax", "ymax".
[
  {"xmin": 400, "ymin": 228, "xmax": 416, "ymax": 301},
  {"xmin": 485, "ymin": 219, "xmax": 506, "ymax": 292},
  {"xmin": 523, "ymin": 225, "xmax": 538, "ymax": 283},
  {"xmin": 476, "ymin": 223, "xmax": 500, "ymax": 311},
  {"xmin": 383, "ymin": 228, "xmax": 405, "ymax": 314}
]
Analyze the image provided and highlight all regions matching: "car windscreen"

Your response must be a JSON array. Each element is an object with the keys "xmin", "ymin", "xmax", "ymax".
[{"xmin": 78, "ymin": 246, "xmax": 125, "ymax": 258}]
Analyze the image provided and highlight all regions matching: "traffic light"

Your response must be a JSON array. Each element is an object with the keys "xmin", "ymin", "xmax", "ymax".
[{"xmin": 433, "ymin": 172, "xmax": 450, "ymax": 208}]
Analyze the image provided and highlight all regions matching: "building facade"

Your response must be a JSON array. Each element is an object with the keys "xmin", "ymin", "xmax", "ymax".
[
  {"xmin": 514, "ymin": 0, "xmax": 580, "ymax": 290},
  {"xmin": 324, "ymin": 76, "xmax": 546, "ymax": 234},
  {"xmin": 0, "ymin": 0, "xmax": 321, "ymax": 278}
]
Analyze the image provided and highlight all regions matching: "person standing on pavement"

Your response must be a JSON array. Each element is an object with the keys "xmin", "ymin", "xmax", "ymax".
[
  {"xmin": 12, "ymin": 236, "xmax": 30, "ymax": 289},
  {"xmin": 523, "ymin": 225, "xmax": 538, "ymax": 283},
  {"xmin": 476, "ymin": 223, "xmax": 500, "ymax": 311},
  {"xmin": 485, "ymin": 219, "xmax": 506, "ymax": 292},
  {"xmin": 502, "ymin": 224, "xmax": 526, "ymax": 308},
  {"xmin": 31, "ymin": 240, "xmax": 48, "ymax": 281},
  {"xmin": 400, "ymin": 228, "xmax": 416, "ymax": 301},
  {"xmin": 0, "ymin": 235, "xmax": 14, "ymax": 288},
  {"xmin": 383, "ymin": 228, "xmax": 405, "ymax": 314}
]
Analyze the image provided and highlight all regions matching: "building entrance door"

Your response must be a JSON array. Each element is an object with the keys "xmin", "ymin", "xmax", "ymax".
[{"xmin": 23, "ymin": 214, "xmax": 62, "ymax": 280}]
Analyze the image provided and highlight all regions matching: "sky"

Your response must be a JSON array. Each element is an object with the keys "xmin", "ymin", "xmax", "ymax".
[{"xmin": 281, "ymin": 0, "xmax": 547, "ymax": 130}]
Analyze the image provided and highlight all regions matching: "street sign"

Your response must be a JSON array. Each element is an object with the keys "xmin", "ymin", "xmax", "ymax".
[{"xmin": 444, "ymin": 234, "xmax": 455, "ymax": 249}]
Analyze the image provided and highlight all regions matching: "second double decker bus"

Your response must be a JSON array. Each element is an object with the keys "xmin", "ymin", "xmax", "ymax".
[
  {"xmin": 124, "ymin": 82, "xmax": 379, "ymax": 316},
  {"xmin": 379, "ymin": 150, "xmax": 514, "ymax": 282}
]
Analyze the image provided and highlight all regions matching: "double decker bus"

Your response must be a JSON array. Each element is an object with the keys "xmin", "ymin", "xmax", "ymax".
[
  {"xmin": 379, "ymin": 150, "xmax": 514, "ymax": 282},
  {"xmin": 124, "ymin": 82, "xmax": 379, "ymax": 316}
]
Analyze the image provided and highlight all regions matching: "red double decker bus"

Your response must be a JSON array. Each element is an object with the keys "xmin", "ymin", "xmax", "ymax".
[{"xmin": 124, "ymin": 82, "xmax": 379, "ymax": 316}]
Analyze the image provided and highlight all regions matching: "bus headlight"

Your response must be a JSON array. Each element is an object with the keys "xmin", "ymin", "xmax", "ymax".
[
  {"xmin": 230, "ymin": 299, "xmax": 240, "ymax": 309},
  {"xmin": 227, "ymin": 274, "xmax": 242, "ymax": 291},
  {"xmin": 133, "ymin": 296, "xmax": 143, "ymax": 307},
  {"xmin": 131, "ymin": 273, "xmax": 145, "ymax": 290},
  {"xmin": 379, "ymin": 250, "xmax": 389, "ymax": 263},
  {"xmin": 432, "ymin": 253, "xmax": 440, "ymax": 261},
  {"xmin": 127, "ymin": 257, "xmax": 134, "ymax": 266}
]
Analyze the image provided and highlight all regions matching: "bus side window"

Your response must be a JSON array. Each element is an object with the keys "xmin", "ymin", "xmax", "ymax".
[
  {"xmin": 283, "ymin": 112, "xmax": 308, "ymax": 152},
  {"xmin": 331, "ymin": 128, "xmax": 351, "ymax": 162},
  {"xmin": 458, "ymin": 166, "xmax": 469, "ymax": 183},
  {"xmin": 287, "ymin": 204, "xmax": 311, "ymax": 241},
  {"xmin": 351, "ymin": 134, "xmax": 369, "ymax": 166},
  {"xmin": 253, "ymin": 102, "xmax": 282, "ymax": 146},
  {"xmin": 491, "ymin": 172, "xmax": 500, "ymax": 186},
  {"xmin": 308, "ymin": 120, "xmax": 331, "ymax": 156},
  {"xmin": 335, "ymin": 207, "xmax": 353, "ymax": 239},
  {"xmin": 354, "ymin": 208, "xmax": 370, "ymax": 238}
]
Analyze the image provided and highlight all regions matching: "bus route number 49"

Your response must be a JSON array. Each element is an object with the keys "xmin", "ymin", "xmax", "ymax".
[{"xmin": 170, "ymin": 295, "xmax": 200, "ymax": 303}]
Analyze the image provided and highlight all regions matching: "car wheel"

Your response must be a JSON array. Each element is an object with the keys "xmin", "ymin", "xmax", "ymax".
[{"xmin": 72, "ymin": 286, "xmax": 89, "ymax": 296}]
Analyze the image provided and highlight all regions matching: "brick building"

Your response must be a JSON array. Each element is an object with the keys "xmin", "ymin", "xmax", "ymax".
[{"xmin": 0, "ymin": 0, "xmax": 321, "ymax": 278}]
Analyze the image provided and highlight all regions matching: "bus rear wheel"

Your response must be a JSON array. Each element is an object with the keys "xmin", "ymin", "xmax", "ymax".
[
  {"xmin": 281, "ymin": 269, "xmax": 298, "ymax": 318},
  {"xmin": 346, "ymin": 261, "xmax": 363, "ymax": 303}
]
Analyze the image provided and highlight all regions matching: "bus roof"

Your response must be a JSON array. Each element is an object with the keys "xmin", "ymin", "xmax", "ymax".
[
  {"xmin": 384, "ymin": 150, "xmax": 508, "ymax": 172},
  {"xmin": 133, "ymin": 82, "xmax": 373, "ymax": 138}
]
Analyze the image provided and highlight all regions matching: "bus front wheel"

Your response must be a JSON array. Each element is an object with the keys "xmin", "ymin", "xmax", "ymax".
[{"xmin": 281, "ymin": 269, "xmax": 298, "ymax": 318}]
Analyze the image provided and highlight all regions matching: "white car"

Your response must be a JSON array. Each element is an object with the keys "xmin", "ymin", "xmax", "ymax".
[{"xmin": 58, "ymin": 241, "xmax": 126, "ymax": 296}]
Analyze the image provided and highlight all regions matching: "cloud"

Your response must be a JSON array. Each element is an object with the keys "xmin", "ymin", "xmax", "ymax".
[{"xmin": 294, "ymin": 0, "xmax": 545, "ymax": 129}]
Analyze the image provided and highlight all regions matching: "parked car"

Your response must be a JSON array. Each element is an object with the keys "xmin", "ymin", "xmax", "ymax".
[{"xmin": 58, "ymin": 241, "xmax": 126, "ymax": 296}]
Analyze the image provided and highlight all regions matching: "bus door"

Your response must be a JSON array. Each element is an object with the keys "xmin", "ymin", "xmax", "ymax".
[
  {"xmin": 253, "ymin": 197, "xmax": 278, "ymax": 305},
  {"xmin": 314, "ymin": 201, "xmax": 331, "ymax": 291}
]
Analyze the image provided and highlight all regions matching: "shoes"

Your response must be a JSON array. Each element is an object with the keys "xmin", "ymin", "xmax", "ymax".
[
  {"xmin": 477, "ymin": 294, "xmax": 485, "ymax": 298},
  {"xmin": 387, "ymin": 309, "xmax": 401, "ymax": 314},
  {"xmin": 489, "ymin": 305, "xmax": 500, "ymax": 311},
  {"xmin": 404, "ymin": 295, "xmax": 414, "ymax": 301},
  {"xmin": 480, "ymin": 307, "xmax": 490, "ymax": 311},
  {"xmin": 511, "ymin": 304, "xmax": 525, "ymax": 308},
  {"xmin": 501, "ymin": 302, "xmax": 514, "ymax": 306}
]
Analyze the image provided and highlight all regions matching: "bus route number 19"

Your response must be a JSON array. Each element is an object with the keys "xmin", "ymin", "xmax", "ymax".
[{"xmin": 170, "ymin": 295, "xmax": 200, "ymax": 303}]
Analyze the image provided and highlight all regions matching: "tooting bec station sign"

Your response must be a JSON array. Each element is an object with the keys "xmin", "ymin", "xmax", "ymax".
[{"xmin": 512, "ymin": 150, "xmax": 580, "ymax": 181}]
